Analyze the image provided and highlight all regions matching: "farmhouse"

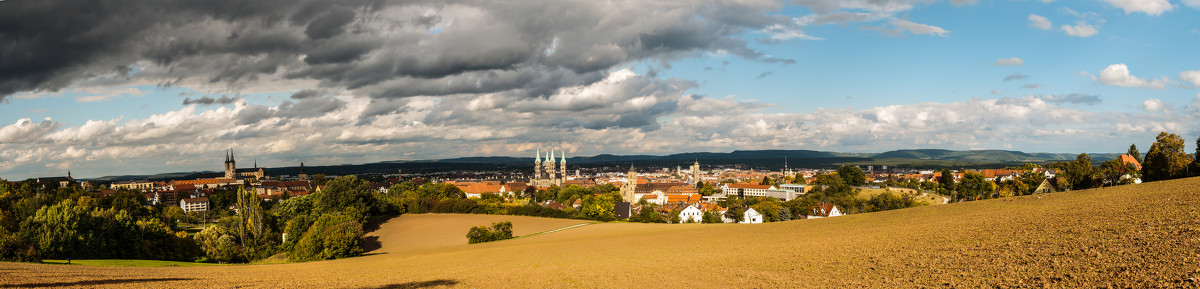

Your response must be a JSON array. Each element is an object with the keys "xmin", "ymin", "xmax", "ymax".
[
  {"xmin": 808, "ymin": 202, "xmax": 842, "ymax": 218},
  {"xmin": 742, "ymin": 208, "xmax": 763, "ymax": 224}
]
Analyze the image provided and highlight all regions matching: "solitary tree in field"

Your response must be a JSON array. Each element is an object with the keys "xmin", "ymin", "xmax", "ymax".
[{"xmin": 1142, "ymin": 132, "xmax": 1192, "ymax": 182}]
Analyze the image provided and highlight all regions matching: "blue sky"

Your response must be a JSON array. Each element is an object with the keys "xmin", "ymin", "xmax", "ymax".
[{"xmin": 1, "ymin": 0, "xmax": 1198, "ymax": 179}]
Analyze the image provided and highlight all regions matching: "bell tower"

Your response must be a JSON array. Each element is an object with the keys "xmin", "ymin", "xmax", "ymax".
[{"xmin": 224, "ymin": 148, "xmax": 236, "ymax": 179}]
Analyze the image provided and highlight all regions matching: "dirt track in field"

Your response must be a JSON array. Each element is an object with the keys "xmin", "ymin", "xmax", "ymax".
[{"xmin": 3, "ymin": 178, "xmax": 1200, "ymax": 288}]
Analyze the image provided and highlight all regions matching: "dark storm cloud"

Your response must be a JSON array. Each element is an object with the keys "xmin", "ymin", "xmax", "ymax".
[
  {"xmin": 182, "ymin": 95, "xmax": 240, "ymax": 105},
  {"xmin": 0, "ymin": 0, "xmax": 796, "ymax": 104},
  {"xmin": 290, "ymin": 89, "xmax": 324, "ymax": 99}
]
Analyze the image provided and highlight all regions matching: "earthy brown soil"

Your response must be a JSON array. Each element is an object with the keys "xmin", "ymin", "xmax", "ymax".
[{"xmin": 3, "ymin": 177, "xmax": 1200, "ymax": 288}]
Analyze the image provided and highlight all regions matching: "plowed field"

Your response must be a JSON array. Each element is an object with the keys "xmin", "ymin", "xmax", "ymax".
[{"xmin": 3, "ymin": 177, "xmax": 1200, "ymax": 288}]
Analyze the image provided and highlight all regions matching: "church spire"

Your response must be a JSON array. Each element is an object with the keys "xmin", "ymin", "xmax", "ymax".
[{"xmin": 535, "ymin": 148, "xmax": 541, "ymax": 163}]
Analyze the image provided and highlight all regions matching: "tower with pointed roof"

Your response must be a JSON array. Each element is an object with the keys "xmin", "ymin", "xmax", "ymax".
[
  {"xmin": 619, "ymin": 164, "xmax": 639, "ymax": 203},
  {"xmin": 532, "ymin": 149, "xmax": 566, "ymax": 188},
  {"xmin": 224, "ymin": 148, "xmax": 237, "ymax": 179}
]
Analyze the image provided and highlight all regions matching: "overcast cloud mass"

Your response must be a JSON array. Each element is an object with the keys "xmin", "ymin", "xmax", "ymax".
[{"xmin": 1, "ymin": 0, "xmax": 1198, "ymax": 178}]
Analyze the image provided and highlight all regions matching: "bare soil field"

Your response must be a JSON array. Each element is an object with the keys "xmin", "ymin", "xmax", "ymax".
[{"xmin": 4, "ymin": 177, "xmax": 1200, "ymax": 288}]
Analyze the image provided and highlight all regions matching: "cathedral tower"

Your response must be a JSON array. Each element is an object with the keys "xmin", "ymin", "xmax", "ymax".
[{"xmin": 224, "ymin": 148, "xmax": 236, "ymax": 179}]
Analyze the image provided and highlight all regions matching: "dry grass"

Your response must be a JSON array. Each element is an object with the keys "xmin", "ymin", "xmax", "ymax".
[{"xmin": 4, "ymin": 177, "xmax": 1200, "ymax": 288}]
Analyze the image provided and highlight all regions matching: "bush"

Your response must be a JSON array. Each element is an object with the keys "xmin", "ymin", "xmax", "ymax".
[
  {"xmin": 466, "ymin": 221, "xmax": 513, "ymax": 244},
  {"xmin": 290, "ymin": 214, "xmax": 363, "ymax": 261}
]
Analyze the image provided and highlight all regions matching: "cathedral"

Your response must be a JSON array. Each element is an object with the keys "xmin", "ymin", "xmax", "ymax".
[
  {"xmin": 224, "ymin": 148, "xmax": 267, "ymax": 181},
  {"xmin": 531, "ymin": 149, "xmax": 566, "ymax": 188}
]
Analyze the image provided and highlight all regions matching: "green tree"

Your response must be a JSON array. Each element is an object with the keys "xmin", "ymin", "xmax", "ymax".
[
  {"xmin": 22, "ymin": 199, "xmax": 89, "ymax": 263},
  {"xmin": 194, "ymin": 224, "xmax": 241, "ymax": 263},
  {"xmin": 701, "ymin": 211, "xmax": 723, "ymax": 223},
  {"xmin": 836, "ymin": 165, "xmax": 867, "ymax": 186},
  {"xmin": 938, "ymin": 169, "xmax": 955, "ymax": 193},
  {"xmin": 580, "ymin": 194, "xmax": 616, "ymax": 221},
  {"xmin": 793, "ymin": 173, "xmax": 807, "ymax": 184},
  {"xmin": 955, "ymin": 172, "xmax": 991, "ymax": 201},
  {"xmin": 1142, "ymin": 132, "xmax": 1192, "ymax": 182}
]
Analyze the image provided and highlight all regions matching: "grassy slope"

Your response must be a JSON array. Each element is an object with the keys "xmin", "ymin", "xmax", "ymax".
[
  {"xmin": 39, "ymin": 259, "xmax": 225, "ymax": 267},
  {"xmin": 4, "ymin": 178, "xmax": 1200, "ymax": 288}
]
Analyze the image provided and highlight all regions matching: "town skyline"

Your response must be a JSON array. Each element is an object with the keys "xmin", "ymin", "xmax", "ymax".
[{"xmin": 2, "ymin": 0, "xmax": 1199, "ymax": 180}]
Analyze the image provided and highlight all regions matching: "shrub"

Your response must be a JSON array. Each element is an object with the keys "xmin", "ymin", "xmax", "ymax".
[{"xmin": 466, "ymin": 221, "xmax": 514, "ymax": 244}]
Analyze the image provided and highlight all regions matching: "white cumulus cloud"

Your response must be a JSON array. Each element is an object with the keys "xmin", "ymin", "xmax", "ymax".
[
  {"xmin": 1028, "ymin": 14, "xmax": 1052, "ymax": 30},
  {"xmin": 1061, "ymin": 22, "xmax": 1098, "ymax": 37},
  {"xmin": 1141, "ymin": 98, "xmax": 1170, "ymax": 113},
  {"xmin": 1103, "ymin": 0, "xmax": 1173, "ymax": 15},
  {"xmin": 1180, "ymin": 70, "xmax": 1200, "ymax": 87},
  {"xmin": 995, "ymin": 57, "xmax": 1025, "ymax": 66},
  {"xmin": 1094, "ymin": 64, "xmax": 1169, "ymax": 89}
]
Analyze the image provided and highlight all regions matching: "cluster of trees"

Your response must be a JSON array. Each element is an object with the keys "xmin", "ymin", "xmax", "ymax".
[
  {"xmin": 0, "ymin": 182, "xmax": 199, "ymax": 263},
  {"xmin": 466, "ymin": 221, "xmax": 513, "ymax": 244}
]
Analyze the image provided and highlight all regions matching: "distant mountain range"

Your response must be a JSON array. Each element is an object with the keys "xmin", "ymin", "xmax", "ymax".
[{"xmin": 88, "ymin": 149, "xmax": 1120, "ymax": 182}]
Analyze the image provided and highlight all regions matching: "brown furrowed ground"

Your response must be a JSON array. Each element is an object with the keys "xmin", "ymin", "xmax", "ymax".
[{"xmin": 4, "ymin": 177, "xmax": 1200, "ymax": 288}]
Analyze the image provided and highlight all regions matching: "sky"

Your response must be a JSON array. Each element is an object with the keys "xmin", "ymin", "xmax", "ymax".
[{"xmin": 1, "ymin": 0, "xmax": 1199, "ymax": 179}]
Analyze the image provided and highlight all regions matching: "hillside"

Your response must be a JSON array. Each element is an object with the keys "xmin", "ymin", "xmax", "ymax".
[{"xmin": 4, "ymin": 178, "xmax": 1198, "ymax": 287}]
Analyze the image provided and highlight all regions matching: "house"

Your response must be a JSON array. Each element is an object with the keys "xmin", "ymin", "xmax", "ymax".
[
  {"xmin": 808, "ymin": 202, "xmax": 842, "ymax": 218},
  {"xmin": 679, "ymin": 205, "xmax": 703, "ymax": 223},
  {"xmin": 1033, "ymin": 179, "xmax": 1056, "ymax": 194},
  {"xmin": 742, "ymin": 208, "xmax": 763, "ymax": 224},
  {"xmin": 695, "ymin": 203, "xmax": 728, "ymax": 223},
  {"xmin": 180, "ymin": 197, "xmax": 210, "ymax": 213},
  {"xmin": 614, "ymin": 202, "xmax": 631, "ymax": 219},
  {"xmin": 1118, "ymin": 154, "xmax": 1142, "ymax": 171}
]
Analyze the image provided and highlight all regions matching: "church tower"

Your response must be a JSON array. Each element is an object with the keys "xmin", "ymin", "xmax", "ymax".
[
  {"xmin": 691, "ymin": 160, "xmax": 700, "ymax": 184},
  {"xmin": 224, "ymin": 148, "xmax": 237, "ymax": 179},
  {"xmin": 558, "ymin": 152, "xmax": 566, "ymax": 186},
  {"xmin": 534, "ymin": 149, "xmax": 542, "ymax": 180},
  {"xmin": 620, "ymin": 164, "xmax": 638, "ymax": 203},
  {"xmin": 298, "ymin": 162, "xmax": 308, "ymax": 181},
  {"xmin": 546, "ymin": 150, "xmax": 557, "ymax": 182}
]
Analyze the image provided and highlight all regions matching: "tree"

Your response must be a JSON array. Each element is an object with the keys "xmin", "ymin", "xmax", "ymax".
[
  {"xmin": 1059, "ymin": 153, "xmax": 1097, "ymax": 190},
  {"xmin": 792, "ymin": 174, "xmax": 807, "ymax": 184},
  {"xmin": 23, "ymin": 199, "xmax": 88, "ymax": 263},
  {"xmin": 194, "ymin": 224, "xmax": 241, "ymax": 263},
  {"xmin": 956, "ymin": 172, "xmax": 991, "ymax": 201},
  {"xmin": 1142, "ymin": 132, "xmax": 1192, "ymax": 182},
  {"xmin": 701, "ymin": 211, "xmax": 723, "ymax": 224},
  {"xmin": 1128, "ymin": 143, "xmax": 1141, "ymax": 163},
  {"xmin": 466, "ymin": 221, "xmax": 513, "ymax": 244},
  {"xmin": 581, "ymin": 194, "xmax": 616, "ymax": 221},
  {"xmin": 837, "ymin": 165, "xmax": 867, "ymax": 186},
  {"xmin": 937, "ymin": 169, "xmax": 955, "ymax": 193}
]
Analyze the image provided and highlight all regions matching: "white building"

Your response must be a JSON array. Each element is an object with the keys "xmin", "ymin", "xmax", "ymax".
[
  {"xmin": 742, "ymin": 208, "xmax": 763, "ymax": 224},
  {"xmin": 180, "ymin": 197, "xmax": 210, "ymax": 213},
  {"xmin": 679, "ymin": 205, "xmax": 703, "ymax": 223},
  {"xmin": 809, "ymin": 203, "xmax": 842, "ymax": 218}
]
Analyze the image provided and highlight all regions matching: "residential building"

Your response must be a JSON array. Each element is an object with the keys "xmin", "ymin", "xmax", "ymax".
[
  {"xmin": 808, "ymin": 202, "xmax": 842, "ymax": 218},
  {"xmin": 180, "ymin": 197, "xmax": 210, "ymax": 212},
  {"xmin": 742, "ymin": 208, "xmax": 763, "ymax": 224}
]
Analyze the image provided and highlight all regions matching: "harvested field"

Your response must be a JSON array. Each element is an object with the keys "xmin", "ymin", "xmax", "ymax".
[{"xmin": 4, "ymin": 177, "xmax": 1200, "ymax": 288}]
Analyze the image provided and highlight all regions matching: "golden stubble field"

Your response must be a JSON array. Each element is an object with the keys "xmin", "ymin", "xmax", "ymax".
[{"xmin": 3, "ymin": 177, "xmax": 1200, "ymax": 288}]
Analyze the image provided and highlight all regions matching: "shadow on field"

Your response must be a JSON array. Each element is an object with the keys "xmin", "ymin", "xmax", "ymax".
[
  {"xmin": 363, "ymin": 216, "xmax": 394, "ymax": 234},
  {"xmin": 0, "ymin": 277, "xmax": 194, "ymax": 287},
  {"xmin": 362, "ymin": 279, "xmax": 460, "ymax": 289},
  {"xmin": 362, "ymin": 236, "xmax": 383, "ymax": 253}
]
